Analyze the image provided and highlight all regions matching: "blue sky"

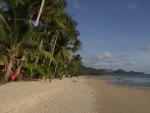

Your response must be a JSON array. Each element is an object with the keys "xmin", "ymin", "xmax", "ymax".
[{"xmin": 66, "ymin": 0, "xmax": 150, "ymax": 73}]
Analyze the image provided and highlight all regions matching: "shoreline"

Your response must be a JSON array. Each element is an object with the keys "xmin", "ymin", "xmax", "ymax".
[
  {"xmin": 86, "ymin": 76, "xmax": 150, "ymax": 113},
  {"xmin": 105, "ymin": 75, "xmax": 150, "ymax": 91},
  {"xmin": 0, "ymin": 76, "xmax": 150, "ymax": 113},
  {"xmin": 86, "ymin": 75, "xmax": 150, "ymax": 91}
]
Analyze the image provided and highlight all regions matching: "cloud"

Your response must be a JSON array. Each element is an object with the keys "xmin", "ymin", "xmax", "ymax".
[
  {"xmin": 83, "ymin": 52, "xmax": 136, "ymax": 69},
  {"xmin": 127, "ymin": 4, "xmax": 137, "ymax": 10},
  {"xmin": 138, "ymin": 45, "xmax": 150, "ymax": 51},
  {"xmin": 73, "ymin": 0, "xmax": 79, "ymax": 9},
  {"xmin": 113, "ymin": 5, "xmax": 118, "ymax": 10},
  {"xmin": 72, "ymin": 0, "xmax": 91, "ymax": 12},
  {"xmin": 127, "ymin": 61, "xmax": 136, "ymax": 65}
]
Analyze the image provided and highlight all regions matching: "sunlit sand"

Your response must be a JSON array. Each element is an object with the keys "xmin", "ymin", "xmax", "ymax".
[{"xmin": 0, "ymin": 76, "xmax": 149, "ymax": 113}]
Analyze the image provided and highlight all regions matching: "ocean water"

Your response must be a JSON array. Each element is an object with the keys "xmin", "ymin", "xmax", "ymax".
[{"xmin": 107, "ymin": 76, "xmax": 150, "ymax": 90}]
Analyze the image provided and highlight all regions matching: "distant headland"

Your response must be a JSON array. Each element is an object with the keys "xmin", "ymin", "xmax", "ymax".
[{"xmin": 81, "ymin": 66, "xmax": 150, "ymax": 77}]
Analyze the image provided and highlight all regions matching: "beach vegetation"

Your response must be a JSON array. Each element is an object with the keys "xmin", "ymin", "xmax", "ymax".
[{"xmin": 0, "ymin": 0, "xmax": 82, "ymax": 83}]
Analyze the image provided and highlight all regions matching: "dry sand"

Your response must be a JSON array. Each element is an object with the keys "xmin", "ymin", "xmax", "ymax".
[{"xmin": 0, "ymin": 76, "xmax": 150, "ymax": 113}]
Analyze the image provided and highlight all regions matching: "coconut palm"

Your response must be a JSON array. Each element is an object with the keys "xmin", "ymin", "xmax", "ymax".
[
  {"xmin": 52, "ymin": 37, "xmax": 72, "ymax": 78},
  {"xmin": 0, "ymin": 0, "xmax": 32, "ymax": 80},
  {"xmin": 0, "ymin": 0, "xmax": 46, "ymax": 80},
  {"xmin": 69, "ymin": 54, "xmax": 82, "ymax": 77},
  {"xmin": 0, "ymin": 0, "xmax": 82, "ymax": 82},
  {"xmin": 34, "ymin": 0, "xmax": 67, "ymax": 66},
  {"xmin": 35, "ymin": 0, "xmax": 45, "ymax": 26},
  {"xmin": 35, "ymin": 0, "xmax": 66, "ymax": 26}
]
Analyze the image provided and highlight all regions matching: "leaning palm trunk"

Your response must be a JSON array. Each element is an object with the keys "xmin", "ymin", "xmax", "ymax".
[
  {"xmin": 5, "ymin": 49, "xmax": 15, "ymax": 81},
  {"xmin": 5, "ymin": 40, "xmax": 17, "ymax": 81},
  {"xmin": 65, "ymin": 70, "xmax": 69, "ymax": 78},
  {"xmin": 5, "ymin": 59, "xmax": 13, "ymax": 81},
  {"xmin": 73, "ymin": 65, "xmax": 79, "ymax": 79},
  {"xmin": 35, "ymin": 39, "xmax": 44, "ymax": 66},
  {"xmin": 15, "ymin": 62, "xmax": 23, "ymax": 78},
  {"xmin": 48, "ymin": 31, "xmax": 59, "ymax": 67},
  {"xmin": 35, "ymin": 23, "xmax": 48, "ymax": 66},
  {"xmin": 35, "ymin": 0, "xmax": 45, "ymax": 26},
  {"xmin": 16, "ymin": 56, "xmax": 25, "ymax": 77},
  {"xmin": 53, "ymin": 61, "xmax": 58, "ymax": 79},
  {"xmin": 73, "ymin": 65, "xmax": 77, "ymax": 76},
  {"xmin": 42, "ymin": 59, "xmax": 45, "ymax": 64}
]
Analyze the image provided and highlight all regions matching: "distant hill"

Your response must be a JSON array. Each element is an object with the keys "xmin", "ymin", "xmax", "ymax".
[
  {"xmin": 81, "ymin": 66, "xmax": 150, "ymax": 77},
  {"xmin": 110, "ymin": 69, "xmax": 150, "ymax": 77},
  {"xmin": 81, "ymin": 66, "xmax": 106, "ymax": 75},
  {"xmin": 111, "ymin": 69, "xmax": 144, "ymax": 75}
]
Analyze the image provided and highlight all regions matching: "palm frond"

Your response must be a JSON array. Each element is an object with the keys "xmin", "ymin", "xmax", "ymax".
[{"xmin": 39, "ymin": 49, "xmax": 53, "ymax": 60}]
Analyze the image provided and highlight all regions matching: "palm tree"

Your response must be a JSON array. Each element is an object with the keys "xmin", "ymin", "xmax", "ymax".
[
  {"xmin": 52, "ymin": 37, "xmax": 72, "ymax": 78},
  {"xmin": 34, "ymin": 0, "xmax": 66, "ymax": 66},
  {"xmin": 70, "ymin": 54, "xmax": 82, "ymax": 77},
  {"xmin": 47, "ymin": 8, "xmax": 67, "ymax": 67},
  {"xmin": 0, "ymin": 0, "xmax": 82, "ymax": 82},
  {"xmin": 35, "ymin": 0, "xmax": 45, "ymax": 27},
  {"xmin": 0, "ymin": 0, "xmax": 30, "ymax": 80},
  {"xmin": 0, "ymin": 0, "xmax": 46, "ymax": 80},
  {"xmin": 35, "ymin": 0, "xmax": 66, "ymax": 26}
]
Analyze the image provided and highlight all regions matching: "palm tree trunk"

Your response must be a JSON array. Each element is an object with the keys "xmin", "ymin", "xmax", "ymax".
[
  {"xmin": 48, "ymin": 31, "xmax": 59, "ymax": 67},
  {"xmin": 43, "ymin": 59, "xmax": 45, "ymax": 64},
  {"xmin": 16, "ymin": 56, "xmax": 25, "ymax": 77},
  {"xmin": 35, "ymin": 39, "xmax": 43, "ymax": 66},
  {"xmin": 65, "ymin": 70, "xmax": 68, "ymax": 77},
  {"xmin": 48, "ymin": 60, "xmax": 52, "ymax": 67},
  {"xmin": 5, "ymin": 60, "xmax": 13, "ymax": 81},
  {"xmin": 74, "ymin": 65, "xmax": 77, "ymax": 76},
  {"xmin": 53, "ymin": 61, "xmax": 58, "ymax": 79},
  {"xmin": 35, "ymin": 0, "xmax": 45, "ymax": 26},
  {"xmin": 15, "ymin": 62, "xmax": 23, "ymax": 77},
  {"xmin": 4, "ymin": 40, "xmax": 18, "ymax": 81},
  {"xmin": 5, "ymin": 49, "xmax": 15, "ymax": 81},
  {"xmin": 35, "ymin": 23, "xmax": 48, "ymax": 66}
]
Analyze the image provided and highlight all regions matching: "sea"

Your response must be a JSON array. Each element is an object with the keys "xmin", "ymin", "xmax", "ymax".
[{"xmin": 107, "ymin": 75, "xmax": 150, "ymax": 90}]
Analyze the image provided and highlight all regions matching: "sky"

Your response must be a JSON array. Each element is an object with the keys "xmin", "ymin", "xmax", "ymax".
[{"xmin": 66, "ymin": 0, "xmax": 150, "ymax": 73}]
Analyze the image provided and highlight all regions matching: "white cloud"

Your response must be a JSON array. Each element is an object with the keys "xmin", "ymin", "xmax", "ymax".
[
  {"xmin": 73, "ymin": 0, "xmax": 79, "ymax": 9},
  {"xmin": 139, "ymin": 44, "xmax": 150, "ymax": 51},
  {"xmin": 83, "ymin": 52, "xmax": 136, "ymax": 70},
  {"xmin": 127, "ymin": 4, "xmax": 137, "ymax": 10},
  {"xmin": 113, "ymin": 5, "xmax": 119, "ymax": 10},
  {"xmin": 128, "ymin": 61, "xmax": 136, "ymax": 65},
  {"xmin": 72, "ymin": 0, "xmax": 91, "ymax": 12}
]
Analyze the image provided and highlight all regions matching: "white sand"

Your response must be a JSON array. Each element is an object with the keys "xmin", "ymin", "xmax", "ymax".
[
  {"xmin": 0, "ymin": 77, "xmax": 98, "ymax": 113},
  {"xmin": 0, "ymin": 76, "xmax": 150, "ymax": 113}
]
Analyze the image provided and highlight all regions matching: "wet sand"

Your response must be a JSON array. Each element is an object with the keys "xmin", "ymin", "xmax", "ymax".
[
  {"xmin": 88, "ymin": 76, "xmax": 150, "ymax": 113},
  {"xmin": 0, "ymin": 76, "xmax": 149, "ymax": 113}
]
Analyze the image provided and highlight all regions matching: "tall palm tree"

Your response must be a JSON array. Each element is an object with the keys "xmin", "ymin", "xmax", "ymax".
[
  {"xmin": 0, "ymin": 0, "xmax": 30, "ymax": 80},
  {"xmin": 0, "ymin": 0, "xmax": 47, "ymax": 80},
  {"xmin": 0, "ymin": 0, "xmax": 82, "ymax": 82},
  {"xmin": 47, "ymin": 8, "xmax": 67, "ymax": 67},
  {"xmin": 35, "ymin": 0, "xmax": 66, "ymax": 26},
  {"xmin": 35, "ymin": 0, "xmax": 45, "ymax": 27},
  {"xmin": 52, "ymin": 36, "xmax": 72, "ymax": 78},
  {"xmin": 70, "ymin": 54, "xmax": 82, "ymax": 77},
  {"xmin": 34, "ymin": 0, "xmax": 66, "ymax": 66}
]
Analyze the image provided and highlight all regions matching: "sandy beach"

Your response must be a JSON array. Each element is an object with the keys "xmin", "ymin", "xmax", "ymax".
[{"xmin": 0, "ymin": 76, "xmax": 150, "ymax": 113}]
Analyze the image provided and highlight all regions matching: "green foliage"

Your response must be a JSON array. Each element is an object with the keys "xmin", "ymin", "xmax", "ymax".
[
  {"xmin": 0, "ymin": 71, "xmax": 5, "ymax": 82},
  {"xmin": 33, "ymin": 64, "xmax": 53, "ymax": 79},
  {"xmin": 43, "ymin": 65, "xmax": 53, "ymax": 79},
  {"xmin": 22, "ymin": 62, "xmax": 34, "ymax": 77},
  {"xmin": 0, "ymin": 52, "xmax": 8, "ymax": 64},
  {"xmin": 0, "ymin": 0, "xmax": 82, "ymax": 82},
  {"xmin": 39, "ymin": 50, "xmax": 53, "ymax": 60},
  {"xmin": 33, "ymin": 65, "xmax": 45, "ymax": 78}
]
